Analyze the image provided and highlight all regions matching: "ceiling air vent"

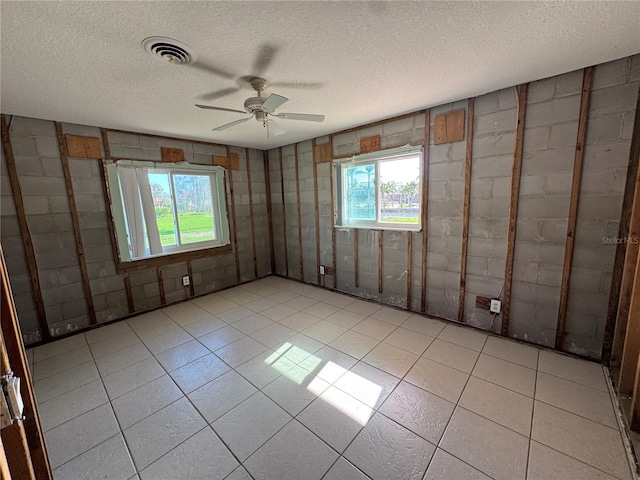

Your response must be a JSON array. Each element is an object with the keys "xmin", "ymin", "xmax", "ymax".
[{"xmin": 142, "ymin": 37, "xmax": 194, "ymax": 65}]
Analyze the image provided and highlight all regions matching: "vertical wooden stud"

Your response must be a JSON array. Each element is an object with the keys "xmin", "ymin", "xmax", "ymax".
[
  {"xmin": 458, "ymin": 99, "xmax": 474, "ymax": 323},
  {"xmin": 329, "ymin": 136, "xmax": 337, "ymax": 288},
  {"xmin": 227, "ymin": 147, "xmax": 241, "ymax": 284},
  {"xmin": 245, "ymin": 149, "xmax": 258, "ymax": 278},
  {"xmin": 263, "ymin": 151, "xmax": 276, "ymax": 274},
  {"xmin": 55, "ymin": 122, "xmax": 97, "ymax": 325},
  {"xmin": 628, "ymin": 255, "xmax": 640, "ymax": 429},
  {"xmin": 555, "ymin": 67, "xmax": 593, "ymax": 350},
  {"xmin": 187, "ymin": 260, "xmax": 195, "ymax": 297},
  {"xmin": 378, "ymin": 230, "xmax": 384, "ymax": 294},
  {"xmin": 421, "ymin": 109, "xmax": 431, "ymax": 313},
  {"xmin": 279, "ymin": 147, "xmax": 289, "ymax": 277},
  {"xmin": 501, "ymin": 84, "xmax": 528, "ymax": 336},
  {"xmin": 354, "ymin": 229, "xmax": 359, "ymax": 288},
  {"xmin": 157, "ymin": 267, "xmax": 166, "ymax": 305},
  {"xmin": 312, "ymin": 139, "xmax": 321, "ymax": 284},
  {"xmin": 407, "ymin": 231, "xmax": 413, "ymax": 310},
  {"xmin": 294, "ymin": 144, "xmax": 304, "ymax": 281},
  {"xmin": 124, "ymin": 274, "xmax": 134, "ymax": 313},
  {"xmin": 0, "ymin": 116, "xmax": 50, "ymax": 341}
]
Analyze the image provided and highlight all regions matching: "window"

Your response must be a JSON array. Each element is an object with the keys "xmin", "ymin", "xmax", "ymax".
[
  {"xmin": 105, "ymin": 160, "xmax": 230, "ymax": 262},
  {"xmin": 335, "ymin": 146, "xmax": 423, "ymax": 230}
]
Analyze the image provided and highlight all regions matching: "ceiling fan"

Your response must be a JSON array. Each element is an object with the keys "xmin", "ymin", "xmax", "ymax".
[{"xmin": 196, "ymin": 77, "xmax": 324, "ymax": 137}]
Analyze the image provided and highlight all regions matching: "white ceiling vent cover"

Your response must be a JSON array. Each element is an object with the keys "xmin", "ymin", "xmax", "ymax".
[{"xmin": 142, "ymin": 37, "xmax": 194, "ymax": 65}]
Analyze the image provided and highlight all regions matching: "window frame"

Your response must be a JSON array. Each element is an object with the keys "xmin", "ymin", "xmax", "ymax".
[
  {"xmin": 334, "ymin": 145, "xmax": 423, "ymax": 231},
  {"xmin": 104, "ymin": 160, "xmax": 231, "ymax": 269}
]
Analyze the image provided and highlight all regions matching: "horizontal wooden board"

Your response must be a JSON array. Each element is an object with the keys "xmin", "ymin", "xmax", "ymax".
[
  {"xmin": 314, "ymin": 142, "xmax": 332, "ymax": 163},
  {"xmin": 213, "ymin": 155, "xmax": 229, "ymax": 167}
]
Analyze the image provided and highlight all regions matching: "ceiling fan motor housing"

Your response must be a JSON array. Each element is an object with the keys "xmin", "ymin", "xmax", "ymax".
[{"xmin": 244, "ymin": 96, "xmax": 268, "ymax": 113}]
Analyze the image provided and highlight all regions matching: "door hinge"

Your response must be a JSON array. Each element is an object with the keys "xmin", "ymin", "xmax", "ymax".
[{"xmin": 0, "ymin": 371, "xmax": 24, "ymax": 429}]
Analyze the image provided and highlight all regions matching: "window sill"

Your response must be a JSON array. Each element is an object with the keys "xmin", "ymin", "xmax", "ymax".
[
  {"xmin": 115, "ymin": 243, "xmax": 232, "ymax": 273},
  {"xmin": 335, "ymin": 225, "xmax": 422, "ymax": 233}
]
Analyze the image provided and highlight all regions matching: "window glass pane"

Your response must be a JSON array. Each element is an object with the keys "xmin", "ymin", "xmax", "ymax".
[
  {"xmin": 379, "ymin": 157, "xmax": 420, "ymax": 224},
  {"xmin": 344, "ymin": 164, "xmax": 376, "ymax": 221},
  {"xmin": 149, "ymin": 172, "xmax": 177, "ymax": 247},
  {"xmin": 173, "ymin": 174, "xmax": 216, "ymax": 244}
]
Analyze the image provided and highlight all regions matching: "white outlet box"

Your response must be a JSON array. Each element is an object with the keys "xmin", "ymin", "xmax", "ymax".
[
  {"xmin": 182, "ymin": 276, "xmax": 190, "ymax": 287},
  {"xmin": 490, "ymin": 299, "xmax": 502, "ymax": 314},
  {"xmin": 319, "ymin": 265, "xmax": 325, "ymax": 275}
]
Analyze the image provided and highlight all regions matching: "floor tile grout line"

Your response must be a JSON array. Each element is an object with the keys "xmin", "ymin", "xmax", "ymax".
[{"xmin": 524, "ymin": 349, "xmax": 540, "ymax": 480}]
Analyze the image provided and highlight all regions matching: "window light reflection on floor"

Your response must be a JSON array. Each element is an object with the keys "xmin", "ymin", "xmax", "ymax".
[{"xmin": 264, "ymin": 343, "xmax": 381, "ymax": 426}]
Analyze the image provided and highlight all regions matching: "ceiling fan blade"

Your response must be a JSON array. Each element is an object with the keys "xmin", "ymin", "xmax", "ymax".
[
  {"xmin": 276, "ymin": 113, "xmax": 325, "ymax": 122},
  {"xmin": 253, "ymin": 44, "xmax": 279, "ymax": 76},
  {"xmin": 212, "ymin": 116, "xmax": 253, "ymax": 131},
  {"xmin": 267, "ymin": 119, "xmax": 286, "ymax": 137},
  {"xmin": 196, "ymin": 104, "xmax": 247, "ymax": 114},
  {"xmin": 262, "ymin": 93, "xmax": 288, "ymax": 112},
  {"xmin": 198, "ymin": 87, "xmax": 240, "ymax": 101}
]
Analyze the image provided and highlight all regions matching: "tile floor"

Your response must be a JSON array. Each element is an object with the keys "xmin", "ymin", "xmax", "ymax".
[{"xmin": 26, "ymin": 276, "xmax": 635, "ymax": 480}]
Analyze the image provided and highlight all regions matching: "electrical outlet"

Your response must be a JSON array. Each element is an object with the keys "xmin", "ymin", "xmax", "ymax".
[
  {"xmin": 319, "ymin": 265, "xmax": 325, "ymax": 275},
  {"xmin": 490, "ymin": 299, "xmax": 502, "ymax": 314},
  {"xmin": 182, "ymin": 276, "xmax": 190, "ymax": 287}
]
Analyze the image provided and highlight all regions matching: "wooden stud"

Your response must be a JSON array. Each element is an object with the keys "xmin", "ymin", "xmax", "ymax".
[
  {"xmin": 378, "ymin": 230, "xmax": 384, "ymax": 294},
  {"xmin": 501, "ymin": 84, "xmax": 528, "ymax": 336},
  {"xmin": 458, "ymin": 99, "xmax": 474, "ymax": 323},
  {"xmin": 157, "ymin": 267, "xmax": 166, "ymax": 305},
  {"xmin": 354, "ymin": 229, "xmax": 359, "ymax": 288},
  {"xmin": 0, "ymin": 246, "xmax": 52, "ymax": 479},
  {"xmin": 279, "ymin": 147, "xmax": 289, "ymax": 277},
  {"xmin": 124, "ymin": 274, "xmax": 134, "ymax": 313},
  {"xmin": 329, "ymin": 136, "xmax": 337, "ymax": 288},
  {"xmin": 360, "ymin": 135, "xmax": 381, "ymax": 153},
  {"xmin": 65, "ymin": 135, "xmax": 102, "ymax": 159},
  {"xmin": 618, "ymin": 153, "xmax": 640, "ymax": 394},
  {"xmin": 245, "ymin": 149, "xmax": 258, "ymax": 278},
  {"xmin": 161, "ymin": 147, "xmax": 185, "ymax": 163},
  {"xmin": 227, "ymin": 147, "xmax": 241, "ymax": 283},
  {"xmin": 605, "ymin": 82, "xmax": 640, "ymax": 364},
  {"xmin": 407, "ymin": 232, "xmax": 413, "ymax": 310},
  {"xmin": 555, "ymin": 67, "xmax": 593, "ymax": 350},
  {"xmin": 312, "ymin": 139, "xmax": 321, "ymax": 284},
  {"xmin": 294, "ymin": 144, "xmax": 304, "ymax": 281},
  {"xmin": 263, "ymin": 151, "xmax": 276, "ymax": 274},
  {"xmin": 55, "ymin": 122, "xmax": 97, "ymax": 325},
  {"xmin": 0, "ymin": 116, "xmax": 50, "ymax": 341},
  {"xmin": 213, "ymin": 155, "xmax": 229, "ymax": 167},
  {"xmin": 187, "ymin": 260, "xmax": 195, "ymax": 297},
  {"xmin": 421, "ymin": 109, "xmax": 431, "ymax": 313},
  {"xmin": 99, "ymin": 128, "xmax": 122, "ymax": 266}
]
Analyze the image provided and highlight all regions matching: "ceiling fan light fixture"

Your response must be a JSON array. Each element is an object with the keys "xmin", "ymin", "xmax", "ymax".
[{"xmin": 142, "ymin": 36, "xmax": 195, "ymax": 65}]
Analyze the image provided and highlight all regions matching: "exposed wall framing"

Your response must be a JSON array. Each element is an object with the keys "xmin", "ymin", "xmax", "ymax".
[
  {"xmin": 458, "ymin": 99, "xmax": 474, "ymax": 323},
  {"xmin": 245, "ymin": 148, "xmax": 258, "ymax": 278}
]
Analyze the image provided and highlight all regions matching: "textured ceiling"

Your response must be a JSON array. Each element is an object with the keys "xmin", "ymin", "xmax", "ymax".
[{"xmin": 1, "ymin": 1, "xmax": 639, "ymax": 150}]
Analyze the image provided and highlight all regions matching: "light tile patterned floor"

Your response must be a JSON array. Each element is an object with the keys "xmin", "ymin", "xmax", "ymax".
[{"xmin": 27, "ymin": 276, "xmax": 634, "ymax": 480}]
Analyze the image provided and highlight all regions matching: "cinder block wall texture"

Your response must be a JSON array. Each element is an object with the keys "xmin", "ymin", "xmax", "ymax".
[
  {"xmin": 1, "ymin": 121, "xmax": 267, "ymax": 344},
  {"xmin": 268, "ymin": 54, "xmax": 639, "ymax": 360},
  {"xmin": 2, "ymin": 54, "xmax": 638, "ymax": 361}
]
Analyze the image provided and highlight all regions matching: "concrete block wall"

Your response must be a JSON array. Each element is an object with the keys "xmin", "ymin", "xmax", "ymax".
[
  {"xmin": 267, "ymin": 149, "xmax": 287, "ymax": 277},
  {"xmin": 464, "ymin": 89, "xmax": 517, "ymax": 331},
  {"xmin": 7, "ymin": 117, "xmax": 89, "ymax": 337},
  {"xmin": 426, "ymin": 101, "xmax": 467, "ymax": 320},
  {"xmin": 268, "ymin": 54, "xmax": 639, "ymax": 360},
  {"xmin": 1, "ymin": 143, "xmax": 41, "ymax": 343},
  {"xmin": 2, "ymin": 117, "xmax": 266, "ymax": 345},
  {"xmin": 281, "ymin": 144, "xmax": 302, "ymax": 281},
  {"xmin": 564, "ymin": 57, "xmax": 639, "ymax": 358}
]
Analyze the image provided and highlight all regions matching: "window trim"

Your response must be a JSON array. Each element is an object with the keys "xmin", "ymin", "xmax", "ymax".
[
  {"xmin": 334, "ymin": 145, "xmax": 423, "ymax": 231},
  {"xmin": 105, "ymin": 160, "xmax": 231, "ymax": 268}
]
